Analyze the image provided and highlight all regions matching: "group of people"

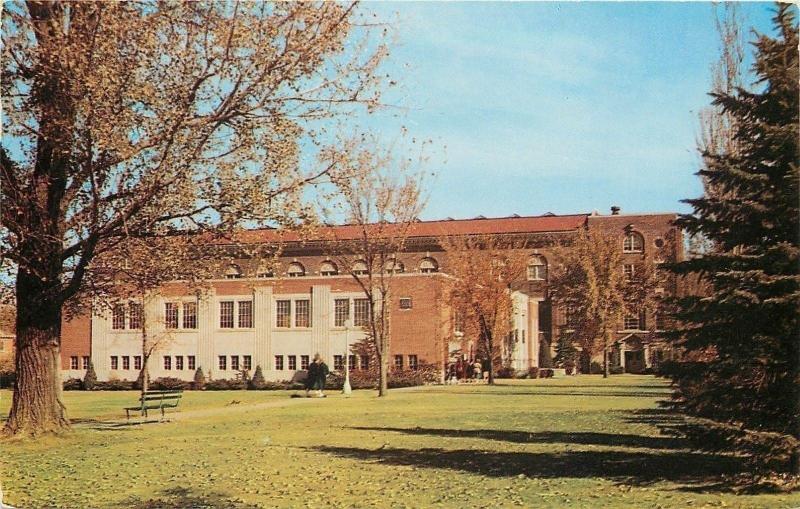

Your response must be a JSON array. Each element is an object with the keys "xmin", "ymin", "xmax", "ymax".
[
  {"xmin": 304, "ymin": 353, "xmax": 329, "ymax": 397},
  {"xmin": 447, "ymin": 357, "xmax": 488, "ymax": 384}
]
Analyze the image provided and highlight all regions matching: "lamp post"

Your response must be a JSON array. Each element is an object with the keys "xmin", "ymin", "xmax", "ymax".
[{"xmin": 343, "ymin": 319, "xmax": 352, "ymax": 396}]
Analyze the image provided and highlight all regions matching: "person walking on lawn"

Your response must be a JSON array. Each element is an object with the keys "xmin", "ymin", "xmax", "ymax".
[{"xmin": 305, "ymin": 353, "xmax": 329, "ymax": 397}]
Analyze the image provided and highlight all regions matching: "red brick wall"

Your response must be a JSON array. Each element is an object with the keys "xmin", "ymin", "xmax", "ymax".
[{"xmin": 60, "ymin": 312, "xmax": 91, "ymax": 364}]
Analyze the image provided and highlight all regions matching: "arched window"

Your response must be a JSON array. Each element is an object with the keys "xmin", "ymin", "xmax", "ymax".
[
  {"xmin": 352, "ymin": 260, "xmax": 368, "ymax": 276},
  {"xmin": 623, "ymin": 231, "xmax": 645, "ymax": 253},
  {"xmin": 419, "ymin": 257, "xmax": 439, "ymax": 274},
  {"xmin": 527, "ymin": 255, "xmax": 548, "ymax": 281},
  {"xmin": 225, "ymin": 265, "xmax": 242, "ymax": 279},
  {"xmin": 385, "ymin": 258, "xmax": 404, "ymax": 274},
  {"xmin": 287, "ymin": 262, "xmax": 305, "ymax": 277},
  {"xmin": 320, "ymin": 260, "xmax": 338, "ymax": 276}
]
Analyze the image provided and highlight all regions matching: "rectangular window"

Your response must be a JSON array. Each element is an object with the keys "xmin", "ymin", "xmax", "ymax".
[
  {"xmin": 623, "ymin": 264, "xmax": 636, "ymax": 282},
  {"xmin": 295, "ymin": 299, "xmax": 310, "ymax": 328},
  {"xmin": 333, "ymin": 355, "xmax": 344, "ymax": 371},
  {"xmin": 129, "ymin": 303, "xmax": 143, "ymax": 329},
  {"xmin": 408, "ymin": 355, "xmax": 418, "ymax": 370},
  {"xmin": 354, "ymin": 298, "xmax": 370, "ymax": 327},
  {"xmin": 655, "ymin": 312, "xmax": 668, "ymax": 331},
  {"xmin": 334, "ymin": 299, "xmax": 350, "ymax": 327},
  {"xmin": 348, "ymin": 355, "xmax": 357, "ymax": 371},
  {"xmin": 175, "ymin": 355, "xmax": 184, "ymax": 370},
  {"xmin": 623, "ymin": 314, "xmax": 641, "ymax": 330},
  {"xmin": 243, "ymin": 355, "xmax": 252, "ymax": 371},
  {"xmin": 231, "ymin": 355, "xmax": 240, "ymax": 371},
  {"xmin": 300, "ymin": 355, "xmax": 310, "ymax": 370},
  {"xmin": 110, "ymin": 356, "xmax": 118, "ymax": 370},
  {"xmin": 187, "ymin": 356, "xmax": 196, "ymax": 371},
  {"xmin": 274, "ymin": 355, "xmax": 284, "ymax": 370},
  {"xmin": 238, "ymin": 301, "xmax": 253, "ymax": 328},
  {"xmin": 218, "ymin": 355, "xmax": 227, "ymax": 370},
  {"xmin": 70, "ymin": 356, "xmax": 78, "ymax": 370},
  {"xmin": 134, "ymin": 356, "xmax": 142, "ymax": 370},
  {"xmin": 219, "ymin": 301, "xmax": 234, "ymax": 329},
  {"xmin": 453, "ymin": 311, "xmax": 465, "ymax": 333},
  {"xmin": 165, "ymin": 302, "xmax": 179, "ymax": 329},
  {"xmin": 399, "ymin": 297, "xmax": 412, "ymax": 310},
  {"xmin": 164, "ymin": 356, "xmax": 171, "ymax": 370},
  {"xmin": 276, "ymin": 300, "xmax": 291, "ymax": 328},
  {"xmin": 122, "ymin": 356, "xmax": 130, "ymax": 370},
  {"xmin": 82, "ymin": 356, "xmax": 90, "ymax": 369},
  {"xmin": 288, "ymin": 355, "xmax": 297, "ymax": 371},
  {"xmin": 394, "ymin": 355, "xmax": 403, "ymax": 371},
  {"xmin": 360, "ymin": 355, "xmax": 369, "ymax": 371},
  {"xmin": 183, "ymin": 302, "xmax": 197, "ymax": 329},
  {"xmin": 112, "ymin": 304, "xmax": 125, "ymax": 330}
]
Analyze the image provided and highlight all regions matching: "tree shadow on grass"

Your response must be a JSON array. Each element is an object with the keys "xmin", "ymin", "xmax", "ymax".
[
  {"xmin": 348, "ymin": 426, "xmax": 685, "ymax": 450},
  {"xmin": 417, "ymin": 389, "xmax": 671, "ymax": 398},
  {"xmin": 309, "ymin": 445, "xmax": 744, "ymax": 492},
  {"xmin": 70, "ymin": 417, "xmax": 168, "ymax": 431},
  {"xmin": 117, "ymin": 487, "xmax": 262, "ymax": 509}
]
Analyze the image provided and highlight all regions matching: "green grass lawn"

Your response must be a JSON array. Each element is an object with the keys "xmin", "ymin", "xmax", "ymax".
[{"xmin": 1, "ymin": 376, "xmax": 797, "ymax": 508}]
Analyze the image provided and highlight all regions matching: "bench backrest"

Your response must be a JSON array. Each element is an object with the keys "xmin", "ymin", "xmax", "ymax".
[{"xmin": 138, "ymin": 390, "xmax": 183, "ymax": 403}]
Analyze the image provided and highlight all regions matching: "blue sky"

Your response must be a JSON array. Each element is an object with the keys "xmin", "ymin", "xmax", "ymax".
[{"xmin": 357, "ymin": 1, "xmax": 780, "ymax": 220}]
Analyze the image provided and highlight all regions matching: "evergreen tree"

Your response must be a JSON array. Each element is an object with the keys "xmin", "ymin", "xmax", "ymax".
[
  {"xmin": 538, "ymin": 338, "xmax": 554, "ymax": 369},
  {"xmin": 671, "ymin": 4, "xmax": 799, "ymax": 474},
  {"xmin": 82, "ymin": 360, "xmax": 97, "ymax": 391},
  {"xmin": 249, "ymin": 365, "xmax": 266, "ymax": 390},
  {"xmin": 554, "ymin": 333, "xmax": 578, "ymax": 371},
  {"xmin": 193, "ymin": 367, "xmax": 206, "ymax": 391}
]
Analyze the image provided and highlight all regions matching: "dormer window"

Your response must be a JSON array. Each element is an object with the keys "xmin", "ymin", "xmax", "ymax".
[
  {"xmin": 320, "ymin": 260, "xmax": 338, "ymax": 276},
  {"xmin": 419, "ymin": 257, "xmax": 439, "ymax": 274},
  {"xmin": 352, "ymin": 260, "xmax": 368, "ymax": 276},
  {"xmin": 287, "ymin": 262, "xmax": 305, "ymax": 277},
  {"xmin": 385, "ymin": 258, "xmax": 405, "ymax": 274},
  {"xmin": 225, "ymin": 265, "xmax": 242, "ymax": 279},
  {"xmin": 623, "ymin": 232, "xmax": 644, "ymax": 253}
]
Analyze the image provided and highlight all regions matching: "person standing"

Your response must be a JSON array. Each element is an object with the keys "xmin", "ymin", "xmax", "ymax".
[{"xmin": 305, "ymin": 353, "xmax": 329, "ymax": 398}]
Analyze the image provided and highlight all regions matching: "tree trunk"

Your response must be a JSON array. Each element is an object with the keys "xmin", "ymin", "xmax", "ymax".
[
  {"xmin": 378, "ymin": 351, "xmax": 388, "ymax": 397},
  {"xmin": 603, "ymin": 349, "xmax": 610, "ymax": 378},
  {"xmin": 4, "ymin": 288, "xmax": 70, "ymax": 436}
]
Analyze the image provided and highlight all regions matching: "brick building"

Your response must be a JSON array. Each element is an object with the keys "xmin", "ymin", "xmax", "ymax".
[{"xmin": 59, "ymin": 209, "xmax": 682, "ymax": 382}]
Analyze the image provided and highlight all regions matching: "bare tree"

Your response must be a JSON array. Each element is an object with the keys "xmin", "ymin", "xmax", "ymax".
[
  {"xmin": 0, "ymin": 1, "xmax": 393, "ymax": 435},
  {"xmin": 440, "ymin": 236, "xmax": 529, "ymax": 384},
  {"xmin": 322, "ymin": 136, "xmax": 427, "ymax": 397}
]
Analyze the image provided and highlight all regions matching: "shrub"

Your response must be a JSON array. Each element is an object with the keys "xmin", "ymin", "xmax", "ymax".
[
  {"xmin": 192, "ymin": 367, "xmax": 206, "ymax": 390},
  {"xmin": 527, "ymin": 367, "xmax": 539, "ymax": 379},
  {"xmin": 150, "ymin": 377, "xmax": 189, "ymax": 390},
  {"xmin": 93, "ymin": 379, "xmax": 134, "ymax": 391},
  {"xmin": 495, "ymin": 367, "xmax": 516, "ymax": 379},
  {"xmin": 248, "ymin": 365, "xmax": 267, "ymax": 390},
  {"xmin": 82, "ymin": 359, "xmax": 97, "ymax": 390},
  {"xmin": 610, "ymin": 365, "xmax": 625, "ymax": 375},
  {"xmin": 205, "ymin": 378, "xmax": 247, "ymax": 390},
  {"xmin": 589, "ymin": 361, "xmax": 604, "ymax": 374},
  {"xmin": 63, "ymin": 378, "xmax": 83, "ymax": 391},
  {"xmin": 325, "ymin": 364, "xmax": 441, "ymax": 390},
  {"xmin": 538, "ymin": 368, "xmax": 554, "ymax": 378}
]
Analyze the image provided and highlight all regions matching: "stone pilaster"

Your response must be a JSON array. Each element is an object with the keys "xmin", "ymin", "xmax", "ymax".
[
  {"xmin": 311, "ymin": 285, "xmax": 331, "ymax": 362},
  {"xmin": 198, "ymin": 290, "xmax": 215, "ymax": 378},
  {"xmin": 91, "ymin": 303, "xmax": 110, "ymax": 380},
  {"xmin": 528, "ymin": 298, "xmax": 541, "ymax": 368},
  {"xmin": 253, "ymin": 286, "xmax": 273, "ymax": 372}
]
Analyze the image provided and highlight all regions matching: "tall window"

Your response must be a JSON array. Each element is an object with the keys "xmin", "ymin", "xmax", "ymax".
[
  {"xmin": 623, "ymin": 231, "xmax": 644, "ymax": 253},
  {"xmin": 288, "ymin": 355, "xmax": 297, "ymax": 370},
  {"xmin": 164, "ymin": 356, "xmax": 171, "ymax": 370},
  {"xmin": 70, "ymin": 356, "xmax": 78, "ymax": 369},
  {"xmin": 276, "ymin": 300, "xmax": 291, "ymax": 328},
  {"xmin": 218, "ymin": 355, "xmax": 227, "ymax": 370},
  {"xmin": 183, "ymin": 302, "xmax": 198, "ymax": 329},
  {"xmin": 348, "ymin": 355, "xmax": 357, "ymax": 371},
  {"xmin": 219, "ymin": 301, "xmax": 234, "ymax": 328},
  {"xmin": 187, "ymin": 356, "xmax": 195, "ymax": 371},
  {"xmin": 300, "ymin": 355, "xmax": 310, "ymax": 370},
  {"xmin": 320, "ymin": 261, "xmax": 338, "ymax": 276},
  {"xmin": 225, "ymin": 265, "xmax": 242, "ymax": 279},
  {"xmin": 134, "ymin": 356, "xmax": 142, "ymax": 370},
  {"xmin": 623, "ymin": 264, "xmax": 636, "ymax": 282},
  {"xmin": 110, "ymin": 356, "xmax": 119, "ymax": 370},
  {"xmin": 394, "ymin": 355, "xmax": 403, "ymax": 371},
  {"xmin": 274, "ymin": 355, "xmax": 284, "ymax": 370},
  {"xmin": 231, "ymin": 355, "xmax": 240, "ymax": 371},
  {"xmin": 623, "ymin": 310, "xmax": 646, "ymax": 330},
  {"xmin": 333, "ymin": 355, "xmax": 344, "ymax": 371},
  {"xmin": 122, "ymin": 356, "xmax": 130, "ymax": 370},
  {"xmin": 419, "ymin": 257, "xmax": 439, "ymax": 273},
  {"xmin": 165, "ymin": 302, "xmax": 179, "ymax": 329},
  {"xmin": 360, "ymin": 355, "xmax": 369, "ymax": 370},
  {"xmin": 129, "ymin": 303, "xmax": 143, "ymax": 329},
  {"xmin": 238, "ymin": 300, "xmax": 253, "ymax": 328},
  {"xmin": 112, "ymin": 304, "xmax": 126, "ymax": 330},
  {"xmin": 353, "ymin": 298, "xmax": 370, "ymax": 327},
  {"xmin": 295, "ymin": 299, "xmax": 311, "ymax": 328},
  {"xmin": 453, "ymin": 311, "xmax": 465, "ymax": 333},
  {"xmin": 334, "ymin": 299, "xmax": 350, "ymax": 327},
  {"xmin": 175, "ymin": 356, "xmax": 184, "ymax": 370},
  {"xmin": 408, "ymin": 355, "xmax": 418, "ymax": 370},
  {"xmin": 287, "ymin": 262, "xmax": 305, "ymax": 277},
  {"xmin": 352, "ymin": 260, "xmax": 368, "ymax": 276},
  {"xmin": 82, "ymin": 356, "xmax": 90, "ymax": 369},
  {"xmin": 243, "ymin": 355, "xmax": 252, "ymax": 370},
  {"xmin": 527, "ymin": 255, "xmax": 548, "ymax": 281}
]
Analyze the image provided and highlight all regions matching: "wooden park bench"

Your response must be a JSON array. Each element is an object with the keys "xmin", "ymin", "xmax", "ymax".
[{"xmin": 125, "ymin": 390, "xmax": 183, "ymax": 421}]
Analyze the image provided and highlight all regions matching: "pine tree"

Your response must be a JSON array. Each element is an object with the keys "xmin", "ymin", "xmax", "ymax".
[
  {"xmin": 249, "ymin": 366, "xmax": 266, "ymax": 390},
  {"xmin": 193, "ymin": 367, "xmax": 206, "ymax": 391},
  {"xmin": 671, "ymin": 4, "xmax": 799, "ymax": 474},
  {"xmin": 554, "ymin": 334, "xmax": 578, "ymax": 372},
  {"xmin": 82, "ymin": 360, "xmax": 97, "ymax": 391}
]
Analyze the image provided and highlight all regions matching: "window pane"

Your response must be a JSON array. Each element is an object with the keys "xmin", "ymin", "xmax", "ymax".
[
  {"xmin": 275, "ymin": 355, "xmax": 284, "ymax": 370},
  {"xmin": 82, "ymin": 356, "xmax": 90, "ymax": 369},
  {"xmin": 219, "ymin": 301, "xmax": 234, "ymax": 328},
  {"xmin": 218, "ymin": 355, "xmax": 227, "ymax": 370},
  {"xmin": 348, "ymin": 355, "xmax": 356, "ymax": 371},
  {"xmin": 70, "ymin": 356, "xmax": 78, "ymax": 369},
  {"xmin": 122, "ymin": 356, "xmax": 130, "ymax": 370},
  {"xmin": 238, "ymin": 300, "xmax": 253, "ymax": 328},
  {"xmin": 134, "ymin": 356, "xmax": 142, "ymax": 370},
  {"xmin": 408, "ymin": 355, "xmax": 418, "ymax": 370},
  {"xmin": 276, "ymin": 300, "xmax": 291, "ymax": 328},
  {"xmin": 295, "ymin": 300, "xmax": 310, "ymax": 328},
  {"xmin": 231, "ymin": 355, "xmax": 239, "ymax": 371},
  {"xmin": 399, "ymin": 298, "xmax": 412, "ymax": 310},
  {"xmin": 394, "ymin": 355, "xmax": 403, "ymax": 371},
  {"xmin": 183, "ymin": 302, "xmax": 198, "ymax": 329},
  {"xmin": 334, "ymin": 299, "xmax": 350, "ymax": 327},
  {"xmin": 359, "ymin": 355, "xmax": 369, "ymax": 371},
  {"xmin": 333, "ymin": 355, "xmax": 343, "ymax": 371},
  {"xmin": 112, "ymin": 304, "xmax": 125, "ymax": 330},
  {"xmin": 187, "ymin": 356, "xmax": 196, "ymax": 371},
  {"xmin": 129, "ymin": 303, "xmax": 143, "ymax": 329},
  {"xmin": 243, "ymin": 355, "xmax": 252, "ymax": 370},
  {"xmin": 164, "ymin": 356, "xmax": 171, "ymax": 370},
  {"xmin": 165, "ymin": 302, "xmax": 179, "ymax": 329},
  {"xmin": 288, "ymin": 355, "xmax": 297, "ymax": 370},
  {"xmin": 354, "ymin": 299, "xmax": 370, "ymax": 327},
  {"xmin": 110, "ymin": 356, "xmax": 118, "ymax": 370},
  {"xmin": 300, "ymin": 355, "xmax": 309, "ymax": 370},
  {"xmin": 175, "ymin": 356, "xmax": 184, "ymax": 370}
]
